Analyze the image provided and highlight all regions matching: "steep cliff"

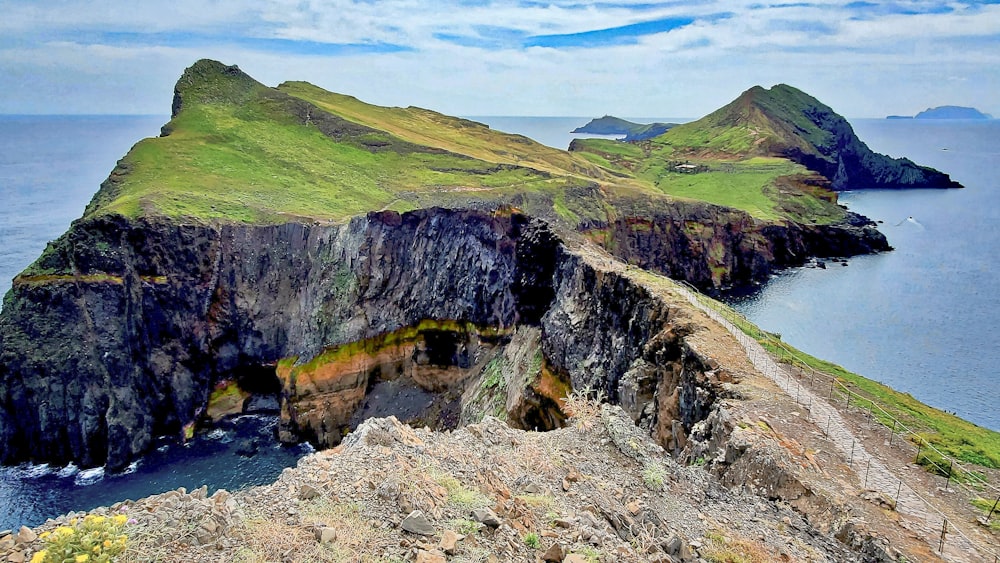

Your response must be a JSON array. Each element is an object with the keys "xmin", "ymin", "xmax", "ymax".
[
  {"xmin": 0, "ymin": 60, "xmax": 895, "ymax": 471},
  {"xmin": 0, "ymin": 208, "xmax": 728, "ymax": 470}
]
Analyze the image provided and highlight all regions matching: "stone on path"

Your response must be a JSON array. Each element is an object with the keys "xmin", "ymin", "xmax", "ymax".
[
  {"xmin": 439, "ymin": 529, "xmax": 461, "ymax": 554},
  {"xmin": 471, "ymin": 508, "xmax": 501, "ymax": 528},
  {"xmin": 541, "ymin": 542, "xmax": 565, "ymax": 562},
  {"xmin": 401, "ymin": 510, "xmax": 436, "ymax": 536}
]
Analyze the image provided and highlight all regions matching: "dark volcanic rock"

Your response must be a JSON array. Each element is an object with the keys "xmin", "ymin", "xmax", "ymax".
[
  {"xmin": 0, "ymin": 204, "xmax": 887, "ymax": 470},
  {"xmin": 584, "ymin": 202, "xmax": 889, "ymax": 289}
]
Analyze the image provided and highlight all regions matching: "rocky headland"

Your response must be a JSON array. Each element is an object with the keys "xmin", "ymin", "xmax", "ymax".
[
  {"xmin": 0, "ymin": 60, "xmax": 986, "ymax": 562},
  {"xmin": 571, "ymin": 116, "xmax": 677, "ymax": 142}
]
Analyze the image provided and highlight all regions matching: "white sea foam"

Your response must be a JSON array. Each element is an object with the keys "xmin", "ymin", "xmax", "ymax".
[
  {"xmin": 20, "ymin": 463, "xmax": 53, "ymax": 478},
  {"xmin": 74, "ymin": 466, "xmax": 105, "ymax": 486},
  {"xmin": 56, "ymin": 463, "xmax": 79, "ymax": 478}
]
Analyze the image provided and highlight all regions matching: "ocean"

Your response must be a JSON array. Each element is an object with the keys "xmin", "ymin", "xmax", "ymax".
[{"xmin": 0, "ymin": 114, "xmax": 996, "ymax": 530}]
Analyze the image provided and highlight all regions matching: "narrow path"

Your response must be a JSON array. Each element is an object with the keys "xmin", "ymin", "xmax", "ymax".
[{"xmin": 673, "ymin": 285, "xmax": 992, "ymax": 563}]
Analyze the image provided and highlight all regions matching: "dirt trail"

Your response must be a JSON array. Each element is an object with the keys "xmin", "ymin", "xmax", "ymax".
[{"xmin": 674, "ymin": 284, "xmax": 997, "ymax": 563}]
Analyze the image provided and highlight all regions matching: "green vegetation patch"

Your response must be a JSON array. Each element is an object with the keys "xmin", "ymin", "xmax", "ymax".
[
  {"xmin": 279, "ymin": 81, "xmax": 615, "ymax": 183},
  {"xmin": 91, "ymin": 101, "xmax": 558, "ymax": 223},
  {"xmin": 84, "ymin": 61, "xmax": 586, "ymax": 224},
  {"xmin": 81, "ymin": 62, "xmax": 855, "ymax": 233},
  {"xmin": 279, "ymin": 319, "xmax": 511, "ymax": 375}
]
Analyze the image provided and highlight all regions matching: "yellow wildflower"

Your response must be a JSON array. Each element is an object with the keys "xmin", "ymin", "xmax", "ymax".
[
  {"xmin": 112, "ymin": 514, "xmax": 128, "ymax": 526},
  {"xmin": 30, "ymin": 550, "xmax": 47, "ymax": 563},
  {"xmin": 54, "ymin": 526, "xmax": 74, "ymax": 536},
  {"xmin": 75, "ymin": 555, "xmax": 89, "ymax": 562},
  {"xmin": 70, "ymin": 518, "xmax": 78, "ymax": 525},
  {"xmin": 89, "ymin": 516, "xmax": 105, "ymax": 525},
  {"xmin": 92, "ymin": 545, "xmax": 101, "ymax": 553},
  {"xmin": 102, "ymin": 540, "xmax": 112, "ymax": 548},
  {"xmin": 38, "ymin": 531, "xmax": 50, "ymax": 539}
]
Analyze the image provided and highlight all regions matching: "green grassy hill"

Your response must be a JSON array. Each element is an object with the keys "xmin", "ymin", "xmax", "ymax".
[
  {"xmin": 88, "ymin": 61, "xmax": 953, "ymax": 230},
  {"xmin": 84, "ymin": 60, "xmax": 625, "ymax": 225},
  {"xmin": 636, "ymin": 84, "xmax": 962, "ymax": 190}
]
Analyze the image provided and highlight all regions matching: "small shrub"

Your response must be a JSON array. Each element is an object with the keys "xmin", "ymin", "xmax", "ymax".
[
  {"xmin": 436, "ymin": 474, "xmax": 491, "ymax": 509},
  {"xmin": 702, "ymin": 529, "xmax": 772, "ymax": 563},
  {"xmin": 642, "ymin": 463, "xmax": 666, "ymax": 490},
  {"xmin": 449, "ymin": 519, "xmax": 482, "ymax": 535},
  {"xmin": 571, "ymin": 546, "xmax": 602, "ymax": 563},
  {"xmin": 481, "ymin": 357, "xmax": 506, "ymax": 390},
  {"xmin": 33, "ymin": 514, "xmax": 129, "ymax": 563},
  {"xmin": 516, "ymin": 494, "xmax": 554, "ymax": 509},
  {"xmin": 561, "ymin": 385, "xmax": 605, "ymax": 430},
  {"xmin": 523, "ymin": 532, "xmax": 540, "ymax": 549}
]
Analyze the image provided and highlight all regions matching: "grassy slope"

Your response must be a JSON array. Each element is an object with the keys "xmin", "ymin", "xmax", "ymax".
[
  {"xmin": 652, "ymin": 84, "xmax": 831, "ymax": 158},
  {"xmin": 278, "ymin": 81, "xmax": 619, "ymax": 184},
  {"xmin": 566, "ymin": 84, "xmax": 855, "ymax": 225},
  {"xmin": 81, "ymin": 62, "xmax": 849, "ymax": 228},
  {"xmin": 571, "ymin": 138, "xmax": 845, "ymax": 224},
  {"xmin": 83, "ymin": 61, "xmax": 605, "ymax": 224}
]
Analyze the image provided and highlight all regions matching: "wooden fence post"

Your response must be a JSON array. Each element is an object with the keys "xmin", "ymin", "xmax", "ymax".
[{"xmin": 939, "ymin": 518, "xmax": 947, "ymax": 553}]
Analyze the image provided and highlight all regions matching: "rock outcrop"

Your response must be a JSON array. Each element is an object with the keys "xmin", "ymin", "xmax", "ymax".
[{"xmin": 584, "ymin": 201, "xmax": 888, "ymax": 288}]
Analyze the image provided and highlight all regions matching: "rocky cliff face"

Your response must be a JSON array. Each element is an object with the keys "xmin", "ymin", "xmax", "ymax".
[
  {"xmin": 0, "ymin": 204, "xmax": 884, "ymax": 471},
  {"xmin": 584, "ymin": 202, "xmax": 889, "ymax": 288}
]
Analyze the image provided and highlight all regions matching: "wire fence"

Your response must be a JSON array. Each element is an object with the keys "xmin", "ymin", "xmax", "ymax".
[{"xmin": 673, "ymin": 280, "xmax": 1000, "ymax": 562}]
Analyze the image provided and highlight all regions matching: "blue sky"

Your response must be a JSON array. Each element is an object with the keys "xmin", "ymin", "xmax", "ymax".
[{"xmin": 1, "ymin": 0, "xmax": 997, "ymax": 117}]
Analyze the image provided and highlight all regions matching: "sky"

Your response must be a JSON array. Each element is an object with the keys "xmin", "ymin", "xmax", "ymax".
[{"xmin": 1, "ymin": 0, "xmax": 998, "ymax": 118}]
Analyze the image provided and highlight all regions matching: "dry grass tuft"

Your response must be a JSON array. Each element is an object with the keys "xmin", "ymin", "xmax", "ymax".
[
  {"xmin": 702, "ymin": 529, "xmax": 774, "ymax": 563},
  {"xmin": 230, "ymin": 499, "xmax": 393, "ymax": 563},
  {"xmin": 561, "ymin": 386, "xmax": 606, "ymax": 431}
]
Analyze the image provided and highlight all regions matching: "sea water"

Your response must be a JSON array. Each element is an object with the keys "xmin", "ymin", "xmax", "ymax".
[{"xmin": 0, "ymin": 114, "xmax": 996, "ymax": 530}]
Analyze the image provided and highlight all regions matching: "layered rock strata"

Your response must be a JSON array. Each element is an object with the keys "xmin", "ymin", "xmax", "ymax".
[{"xmin": 0, "ymin": 205, "xmax": 883, "ymax": 471}]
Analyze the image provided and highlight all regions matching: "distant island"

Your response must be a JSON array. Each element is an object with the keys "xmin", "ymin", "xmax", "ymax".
[
  {"xmin": 571, "ymin": 115, "xmax": 677, "ymax": 141},
  {"xmin": 887, "ymin": 106, "xmax": 992, "ymax": 120}
]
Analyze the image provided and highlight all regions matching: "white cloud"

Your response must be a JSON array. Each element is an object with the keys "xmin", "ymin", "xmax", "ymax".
[{"xmin": 0, "ymin": 0, "xmax": 997, "ymax": 117}]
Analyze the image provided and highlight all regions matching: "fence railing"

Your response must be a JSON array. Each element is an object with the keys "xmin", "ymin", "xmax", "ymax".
[{"xmin": 674, "ymin": 280, "xmax": 1000, "ymax": 562}]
